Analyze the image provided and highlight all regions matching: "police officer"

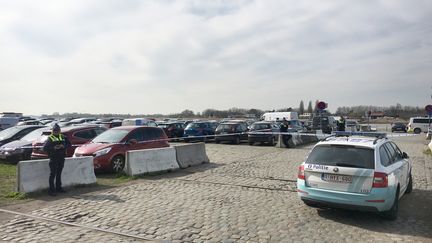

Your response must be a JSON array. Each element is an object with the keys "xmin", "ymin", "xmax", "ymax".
[
  {"xmin": 337, "ymin": 116, "xmax": 346, "ymax": 131},
  {"xmin": 280, "ymin": 118, "xmax": 289, "ymax": 146},
  {"xmin": 43, "ymin": 124, "xmax": 71, "ymax": 196}
]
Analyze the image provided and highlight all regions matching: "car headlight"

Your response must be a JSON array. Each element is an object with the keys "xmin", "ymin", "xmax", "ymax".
[{"xmin": 93, "ymin": 147, "xmax": 111, "ymax": 157}]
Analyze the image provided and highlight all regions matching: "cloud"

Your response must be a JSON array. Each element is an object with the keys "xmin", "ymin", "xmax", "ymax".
[{"xmin": 0, "ymin": 0, "xmax": 431, "ymax": 115}]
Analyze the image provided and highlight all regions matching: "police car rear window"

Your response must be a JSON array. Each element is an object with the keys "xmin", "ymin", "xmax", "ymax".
[{"xmin": 306, "ymin": 145, "xmax": 375, "ymax": 169}]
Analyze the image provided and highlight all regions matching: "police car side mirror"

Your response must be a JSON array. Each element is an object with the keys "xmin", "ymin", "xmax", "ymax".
[{"xmin": 402, "ymin": 152, "xmax": 409, "ymax": 159}]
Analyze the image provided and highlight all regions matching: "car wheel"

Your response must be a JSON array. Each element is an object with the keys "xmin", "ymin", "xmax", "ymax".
[
  {"xmin": 406, "ymin": 173, "xmax": 413, "ymax": 194},
  {"xmin": 111, "ymin": 155, "xmax": 125, "ymax": 173},
  {"xmin": 382, "ymin": 188, "xmax": 399, "ymax": 221},
  {"xmin": 268, "ymin": 137, "xmax": 275, "ymax": 146},
  {"xmin": 414, "ymin": 128, "xmax": 421, "ymax": 134},
  {"xmin": 234, "ymin": 137, "xmax": 240, "ymax": 144}
]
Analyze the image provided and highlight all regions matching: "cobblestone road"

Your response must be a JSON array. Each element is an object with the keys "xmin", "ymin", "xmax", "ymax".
[{"xmin": 0, "ymin": 135, "xmax": 431, "ymax": 242}]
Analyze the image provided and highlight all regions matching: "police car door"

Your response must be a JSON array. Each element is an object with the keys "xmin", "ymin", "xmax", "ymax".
[{"xmin": 385, "ymin": 142, "xmax": 409, "ymax": 193}]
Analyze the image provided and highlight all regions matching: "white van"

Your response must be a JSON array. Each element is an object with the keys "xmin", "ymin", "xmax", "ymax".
[
  {"xmin": 121, "ymin": 118, "xmax": 157, "ymax": 127},
  {"xmin": 407, "ymin": 117, "xmax": 431, "ymax": 134}
]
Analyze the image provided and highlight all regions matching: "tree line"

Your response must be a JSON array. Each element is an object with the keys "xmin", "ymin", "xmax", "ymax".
[{"xmin": 45, "ymin": 102, "xmax": 426, "ymax": 120}]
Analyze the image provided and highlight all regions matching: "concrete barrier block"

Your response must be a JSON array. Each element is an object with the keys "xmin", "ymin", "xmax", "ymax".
[
  {"xmin": 174, "ymin": 143, "xmax": 209, "ymax": 169},
  {"xmin": 17, "ymin": 157, "xmax": 96, "ymax": 193},
  {"xmin": 125, "ymin": 147, "xmax": 179, "ymax": 176}
]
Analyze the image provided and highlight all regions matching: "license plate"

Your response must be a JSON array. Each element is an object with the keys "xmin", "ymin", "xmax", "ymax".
[{"xmin": 321, "ymin": 173, "xmax": 352, "ymax": 183}]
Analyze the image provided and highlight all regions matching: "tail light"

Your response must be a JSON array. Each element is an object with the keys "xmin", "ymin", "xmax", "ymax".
[
  {"xmin": 372, "ymin": 172, "xmax": 388, "ymax": 188},
  {"xmin": 298, "ymin": 165, "xmax": 305, "ymax": 180}
]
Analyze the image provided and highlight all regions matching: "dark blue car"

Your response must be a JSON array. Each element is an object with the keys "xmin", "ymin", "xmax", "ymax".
[{"xmin": 183, "ymin": 121, "xmax": 219, "ymax": 142}]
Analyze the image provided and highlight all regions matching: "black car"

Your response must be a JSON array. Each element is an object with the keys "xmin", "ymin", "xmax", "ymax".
[
  {"xmin": 391, "ymin": 122, "xmax": 407, "ymax": 132},
  {"xmin": 0, "ymin": 127, "xmax": 49, "ymax": 162},
  {"xmin": 214, "ymin": 122, "xmax": 249, "ymax": 144},
  {"xmin": 157, "ymin": 122, "xmax": 185, "ymax": 139},
  {"xmin": 0, "ymin": 125, "xmax": 45, "ymax": 148},
  {"xmin": 248, "ymin": 122, "xmax": 280, "ymax": 146}
]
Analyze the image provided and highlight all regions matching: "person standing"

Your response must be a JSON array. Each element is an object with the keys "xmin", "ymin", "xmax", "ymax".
[
  {"xmin": 280, "ymin": 118, "xmax": 289, "ymax": 146},
  {"xmin": 43, "ymin": 124, "xmax": 71, "ymax": 196},
  {"xmin": 337, "ymin": 116, "xmax": 346, "ymax": 131}
]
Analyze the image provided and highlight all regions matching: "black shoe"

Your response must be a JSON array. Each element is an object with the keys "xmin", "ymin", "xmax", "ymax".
[
  {"xmin": 56, "ymin": 188, "xmax": 67, "ymax": 193},
  {"xmin": 48, "ymin": 191, "xmax": 57, "ymax": 196}
]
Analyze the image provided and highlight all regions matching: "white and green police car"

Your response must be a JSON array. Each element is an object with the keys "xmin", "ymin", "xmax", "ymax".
[{"xmin": 297, "ymin": 132, "xmax": 412, "ymax": 220}]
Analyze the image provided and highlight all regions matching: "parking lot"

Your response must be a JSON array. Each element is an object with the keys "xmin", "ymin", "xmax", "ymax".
[{"xmin": 0, "ymin": 134, "xmax": 431, "ymax": 242}]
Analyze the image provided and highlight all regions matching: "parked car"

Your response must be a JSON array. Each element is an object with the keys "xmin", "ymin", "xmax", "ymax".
[
  {"xmin": 297, "ymin": 132, "xmax": 412, "ymax": 220},
  {"xmin": 121, "ymin": 118, "xmax": 157, "ymax": 127},
  {"xmin": 68, "ymin": 117, "xmax": 97, "ymax": 125},
  {"xmin": 0, "ymin": 127, "xmax": 49, "ymax": 162},
  {"xmin": 16, "ymin": 119, "xmax": 43, "ymax": 126},
  {"xmin": 346, "ymin": 120, "xmax": 360, "ymax": 132},
  {"xmin": 31, "ymin": 125, "xmax": 107, "ymax": 159},
  {"xmin": 183, "ymin": 121, "xmax": 219, "ymax": 142},
  {"xmin": 248, "ymin": 122, "xmax": 280, "ymax": 146},
  {"xmin": 157, "ymin": 122, "xmax": 185, "ymax": 139},
  {"xmin": 0, "ymin": 125, "xmax": 45, "ymax": 148},
  {"xmin": 214, "ymin": 122, "xmax": 249, "ymax": 144},
  {"xmin": 391, "ymin": 122, "xmax": 407, "ymax": 133},
  {"xmin": 73, "ymin": 126, "xmax": 169, "ymax": 172}
]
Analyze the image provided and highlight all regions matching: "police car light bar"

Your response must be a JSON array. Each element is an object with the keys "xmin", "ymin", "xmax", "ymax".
[{"xmin": 334, "ymin": 131, "xmax": 387, "ymax": 139}]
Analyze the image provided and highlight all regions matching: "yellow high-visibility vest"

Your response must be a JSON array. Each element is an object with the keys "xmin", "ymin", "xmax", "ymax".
[{"xmin": 48, "ymin": 134, "xmax": 64, "ymax": 142}]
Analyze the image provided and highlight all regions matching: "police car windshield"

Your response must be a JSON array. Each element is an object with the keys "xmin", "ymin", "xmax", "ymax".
[
  {"xmin": 306, "ymin": 145, "xmax": 375, "ymax": 169},
  {"xmin": 92, "ymin": 129, "xmax": 129, "ymax": 143}
]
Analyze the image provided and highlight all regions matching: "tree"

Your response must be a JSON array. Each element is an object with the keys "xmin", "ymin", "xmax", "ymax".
[
  {"xmin": 299, "ymin": 100, "xmax": 304, "ymax": 115},
  {"xmin": 179, "ymin": 109, "xmax": 194, "ymax": 118},
  {"xmin": 307, "ymin": 101, "xmax": 313, "ymax": 113}
]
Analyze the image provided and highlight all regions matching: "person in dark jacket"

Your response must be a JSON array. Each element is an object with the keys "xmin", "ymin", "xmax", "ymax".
[
  {"xmin": 337, "ymin": 116, "xmax": 346, "ymax": 131},
  {"xmin": 280, "ymin": 118, "xmax": 289, "ymax": 146},
  {"xmin": 43, "ymin": 124, "xmax": 71, "ymax": 196}
]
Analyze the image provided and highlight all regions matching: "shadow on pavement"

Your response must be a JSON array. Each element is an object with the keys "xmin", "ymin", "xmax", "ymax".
[{"xmin": 316, "ymin": 189, "xmax": 432, "ymax": 239}]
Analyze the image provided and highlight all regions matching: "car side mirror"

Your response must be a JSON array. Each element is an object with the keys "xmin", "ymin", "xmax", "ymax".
[
  {"xmin": 402, "ymin": 152, "xmax": 409, "ymax": 159},
  {"xmin": 127, "ymin": 139, "xmax": 138, "ymax": 145}
]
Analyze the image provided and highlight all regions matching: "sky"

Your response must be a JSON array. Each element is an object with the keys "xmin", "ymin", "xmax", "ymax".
[{"xmin": 0, "ymin": 0, "xmax": 431, "ymax": 115}]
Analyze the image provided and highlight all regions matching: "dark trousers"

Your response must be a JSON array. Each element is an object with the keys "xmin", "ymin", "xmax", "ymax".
[{"xmin": 49, "ymin": 158, "xmax": 65, "ymax": 192}]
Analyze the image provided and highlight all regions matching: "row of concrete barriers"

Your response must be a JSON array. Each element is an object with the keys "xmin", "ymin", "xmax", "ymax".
[{"xmin": 16, "ymin": 143, "xmax": 209, "ymax": 193}]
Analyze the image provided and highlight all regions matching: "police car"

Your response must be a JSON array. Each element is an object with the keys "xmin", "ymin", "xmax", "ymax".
[{"xmin": 297, "ymin": 132, "xmax": 412, "ymax": 220}]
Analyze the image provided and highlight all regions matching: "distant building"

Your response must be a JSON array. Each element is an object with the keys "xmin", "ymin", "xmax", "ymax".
[{"xmin": 370, "ymin": 111, "xmax": 385, "ymax": 119}]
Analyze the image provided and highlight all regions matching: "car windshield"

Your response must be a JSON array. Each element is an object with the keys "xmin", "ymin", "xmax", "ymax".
[
  {"xmin": 306, "ymin": 145, "xmax": 375, "ymax": 169},
  {"xmin": 92, "ymin": 129, "xmax": 129, "ymax": 143},
  {"xmin": 0, "ymin": 126, "xmax": 22, "ymax": 140},
  {"xmin": 20, "ymin": 128, "xmax": 47, "ymax": 141},
  {"xmin": 186, "ymin": 123, "xmax": 206, "ymax": 129}
]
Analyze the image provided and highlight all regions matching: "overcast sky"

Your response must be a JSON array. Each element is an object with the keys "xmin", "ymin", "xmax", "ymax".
[{"xmin": 1, "ymin": 0, "xmax": 431, "ymax": 115}]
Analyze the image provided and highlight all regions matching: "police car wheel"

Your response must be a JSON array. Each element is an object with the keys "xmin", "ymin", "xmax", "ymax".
[
  {"xmin": 413, "ymin": 128, "xmax": 421, "ymax": 134},
  {"xmin": 406, "ymin": 173, "xmax": 413, "ymax": 194},
  {"xmin": 111, "ymin": 155, "xmax": 125, "ymax": 173},
  {"xmin": 382, "ymin": 188, "xmax": 399, "ymax": 221}
]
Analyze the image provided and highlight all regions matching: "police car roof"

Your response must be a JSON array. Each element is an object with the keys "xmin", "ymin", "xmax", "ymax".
[{"xmin": 319, "ymin": 132, "xmax": 388, "ymax": 148}]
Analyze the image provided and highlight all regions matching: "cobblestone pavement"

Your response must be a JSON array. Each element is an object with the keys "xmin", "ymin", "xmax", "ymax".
[{"xmin": 1, "ymin": 135, "xmax": 431, "ymax": 242}]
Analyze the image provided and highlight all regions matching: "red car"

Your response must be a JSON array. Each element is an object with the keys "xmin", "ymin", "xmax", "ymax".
[
  {"xmin": 31, "ymin": 125, "xmax": 107, "ymax": 159},
  {"xmin": 73, "ymin": 126, "xmax": 169, "ymax": 172}
]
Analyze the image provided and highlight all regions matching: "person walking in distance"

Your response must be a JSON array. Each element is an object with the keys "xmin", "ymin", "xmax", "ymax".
[{"xmin": 43, "ymin": 124, "xmax": 71, "ymax": 196}]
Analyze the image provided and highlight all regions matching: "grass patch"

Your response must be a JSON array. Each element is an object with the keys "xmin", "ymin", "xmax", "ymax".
[
  {"xmin": 95, "ymin": 172, "xmax": 137, "ymax": 187},
  {"xmin": 0, "ymin": 161, "xmax": 25, "ymax": 205},
  {"xmin": 4, "ymin": 192, "xmax": 27, "ymax": 200}
]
